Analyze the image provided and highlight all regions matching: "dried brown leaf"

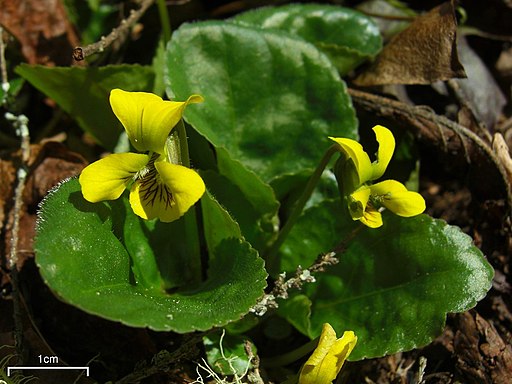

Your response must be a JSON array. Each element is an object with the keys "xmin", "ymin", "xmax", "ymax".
[
  {"xmin": 0, "ymin": 0, "xmax": 79, "ymax": 65},
  {"xmin": 354, "ymin": 1, "xmax": 466, "ymax": 86}
]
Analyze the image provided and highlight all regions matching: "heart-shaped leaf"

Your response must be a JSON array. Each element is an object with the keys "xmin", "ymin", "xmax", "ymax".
[
  {"xmin": 35, "ymin": 178, "xmax": 267, "ymax": 332},
  {"xmin": 278, "ymin": 200, "xmax": 494, "ymax": 360},
  {"xmin": 232, "ymin": 4, "xmax": 382, "ymax": 75},
  {"xmin": 165, "ymin": 21, "xmax": 357, "ymax": 183}
]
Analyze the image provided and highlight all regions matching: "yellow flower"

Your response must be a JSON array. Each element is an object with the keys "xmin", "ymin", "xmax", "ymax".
[
  {"xmin": 330, "ymin": 125, "xmax": 425, "ymax": 228},
  {"xmin": 299, "ymin": 323, "xmax": 357, "ymax": 384},
  {"xmin": 79, "ymin": 89, "xmax": 205, "ymax": 222}
]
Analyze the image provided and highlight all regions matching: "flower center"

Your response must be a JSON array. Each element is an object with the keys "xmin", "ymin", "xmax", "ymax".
[{"xmin": 137, "ymin": 153, "xmax": 175, "ymax": 209}]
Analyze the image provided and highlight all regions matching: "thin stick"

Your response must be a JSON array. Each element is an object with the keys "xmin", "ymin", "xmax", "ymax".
[
  {"xmin": 5, "ymin": 113, "xmax": 30, "ymax": 364},
  {"xmin": 1, "ymin": 26, "xmax": 10, "ymax": 105},
  {"xmin": 72, "ymin": 0, "xmax": 156, "ymax": 61}
]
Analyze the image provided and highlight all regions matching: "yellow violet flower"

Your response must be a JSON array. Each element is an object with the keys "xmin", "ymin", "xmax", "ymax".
[
  {"xmin": 299, "ymin": 323, "xmax": 357, "ymax": 384},
  {"xmin": 79, "ymin": 89, "xmax": 205, "ymax": 222},
  {"xmin": 330, "ymin": 125, "xmax": 425, "ymax": 228}
]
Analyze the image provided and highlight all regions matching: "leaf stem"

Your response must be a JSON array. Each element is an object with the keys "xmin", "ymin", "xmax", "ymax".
[
  {"xmin": 265, "ymin": 145, "xmax": 340, "ymax": 274},
  {"xmin": 156, "ymin": 0, "xmax": 172, "ymax": 42}
]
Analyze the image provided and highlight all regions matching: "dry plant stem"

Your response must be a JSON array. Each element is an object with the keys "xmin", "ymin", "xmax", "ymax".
[
  {"xmin": 72, "ymin": 0, "xmax": 156, "ymax": 61},
  {"xmin": 0, "ymin": 26, "xmax": 9, "ymax": 101},
  {"xmin": 250, "ymin": 252, "xmax": 339, "ymax": 316},
  {"xmin": 6, "ymin": 113, "xmax": 30, "ymax": 364},
  {"xmin": 348, "ymin": 87, "xmax": 512, "ymax": 216},
  {"xmin": 2, "ymin": 25, "xmax": 30, "ymax": 363},
  {"xmin": 251, "ymin": 226, "xmax": 363, "ymax": 316}
]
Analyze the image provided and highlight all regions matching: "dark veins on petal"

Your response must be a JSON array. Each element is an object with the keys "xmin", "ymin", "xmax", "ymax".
[{"xmin": 138, "ymin": 155, "xmax": 175, "ymax": 209}]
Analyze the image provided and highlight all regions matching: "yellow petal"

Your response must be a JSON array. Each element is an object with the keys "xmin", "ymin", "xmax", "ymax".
[
  {"xmin": 359, "ymin": 206, "xmax": 383, "ymax": 228},
  {"xmin": 110, "ymin": 89, "xmax": 203, "ymax": 154},
  {"xmin": 370, "ymin": 125, "xmax": 395, "ymax": 181},
  {"xmin": 328, "ymin": 331, "xmax": 358, "ymax": 376},
  {"xmin": 79, "ymin": 153, "xmax": 149, "ymax": 202},
  {"xmin": 299, "ymin": 324, "xmax": 357, "ymax": 384},
  {"xmin": 329, "ymin": 136, "xmax": 372, "ymax": 186},
  {"xmin": 370, "ymin": 180, "xmax": 426, "ymax": 217},
  {"xmin": 348, "ymin": 186, "xmax": 371, "ymax": 220},
  {"xmin": 129, "ymin": 161, "xmax": 205, "ymax": 222}
]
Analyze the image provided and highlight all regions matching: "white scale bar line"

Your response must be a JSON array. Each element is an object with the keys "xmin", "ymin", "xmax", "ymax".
[{"xmin": 7, "ymin": 366, "xmax": 89, "ymax": 377}]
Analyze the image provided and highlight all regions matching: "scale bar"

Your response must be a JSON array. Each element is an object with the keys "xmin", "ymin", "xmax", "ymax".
[{"xmin": 7, "ymin": 366, "xmax": 89, "ymax": 377}]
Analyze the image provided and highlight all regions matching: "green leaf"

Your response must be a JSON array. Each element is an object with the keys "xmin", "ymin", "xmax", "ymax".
[
  {"xmin": 15, "ymin": 64, "xmax": 155, "ymax": 150},
  {"xmin": 35, "ymin": 178, "xmax": 267, "ymax": 332},
  {"xmin": 122, "ymin": 209, "xmax": 202, "ymax": 291},
  {"xmin": 152, "ymin": 38, "xmax": 167, "ymax": 96},
  {"xmin": 165, "ymin": 21, "xmax": 357, "ymax": 182},
  {"xmin": 279, "ymin": 200, "xmax": 494, "ymax": 360},
  {"xmin": 189, "ymin": 126, "xmax": 279, "ymax": 253},
  {"xmin": 0, "ymin": 77, "xmax": 24, "ymax": 103},
  {"xmin": 201, "ymin": 170, "xmax": 277, "ymax": 253},
  {"xmin": 216, "ymin": 148, "xmax": 279, "ymax": 219},
  {"xmin": 232, "ymin": 4, "xmax": 382, "ymax": 75},
  {"xmin": 204, "ymin": 331, "xmax": 256, "ymax": 376},
  {"xmin": 271, "ymin": 169, "xmax": 339, "ymax": 221},
  {"xmin": 277, "ymin": 294, "xmax": 312, "ymax": 337}
]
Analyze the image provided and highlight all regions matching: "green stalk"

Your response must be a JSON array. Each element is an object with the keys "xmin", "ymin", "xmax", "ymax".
[
  {"xmin": 260, "ymin": 337, "xmax": 318, "ymax": 368},
  {"xmin": 176, "ymin": 119, "xmax": 202, "ymax": 283},
  {"xmin": 176, "ymin": 119, "xmax": 190, "ymax": 167},
  {"xmin": 156, "ymin": 0, "xmax": 172, "ymax": 42},
  {"xmin": 265, "ymin": 145, "xmax": 340, "ymax": 275}
]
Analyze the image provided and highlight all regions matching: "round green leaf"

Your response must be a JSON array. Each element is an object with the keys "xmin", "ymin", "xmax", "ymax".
[
  {"xmin": 165, "ymin": 21, "xmax": 357, "ymax": 182},
  {"xmin": 35, "ymin": 178, "xmax": 267, "ymax": 332},
  {"xmin": 279, "ymin": 201, "xmax": 494, "ymax": 359},
  {"xmin": 232, "ymin": 4, "xmax": 382, "ymax": 75}
]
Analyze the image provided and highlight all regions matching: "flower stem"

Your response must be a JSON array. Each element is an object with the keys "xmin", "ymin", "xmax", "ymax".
[
  {"xmin": 260, "ymin": 337, "xmax": 318, "ymax": 368},
  {"xmin": 176, "ymin": 119, "xmax": 202, "ymax": 283},
  {"xmin": 265, "ymin": 145, "xmax": 340, "ymax": 275},
  {"xmin": 176, "ymin": 119, "xmax": 190, "ymax": 167},
  {"xmin": 156, "ymin": 0, "xmax": 172, "ymax": 42}
]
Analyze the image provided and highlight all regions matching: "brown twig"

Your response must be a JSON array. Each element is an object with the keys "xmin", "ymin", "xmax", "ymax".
[
  {"xmin": 348, "ymin": 87, "xmax": 512, "ymax": 216},
  {"xmin": 72, "ymin": 0, "xmax": 156, "ymax": 61},
  {"xmin": 0, "ymin": 26, "xmax": 8, "ymax": 99}
]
